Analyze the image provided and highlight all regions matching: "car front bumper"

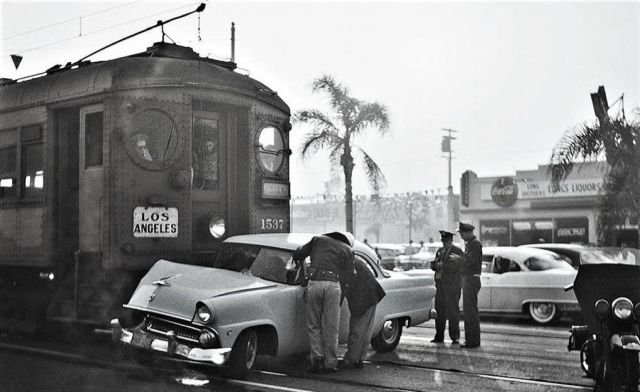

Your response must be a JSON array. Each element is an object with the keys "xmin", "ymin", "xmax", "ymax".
[{"xmin": 111, "ymin": 319, "xmax": 231, "ymax": 365}]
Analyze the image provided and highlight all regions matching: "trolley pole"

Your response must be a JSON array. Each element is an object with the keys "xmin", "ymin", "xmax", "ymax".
[{"xmin": 441, "ymin": 128, "xmax": 458, "ymax": 195}]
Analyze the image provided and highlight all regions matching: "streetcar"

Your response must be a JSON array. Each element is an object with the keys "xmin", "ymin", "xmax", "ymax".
[{"xmin": 0, "ymin": 5, "xmax": 292, "ymax": 333}]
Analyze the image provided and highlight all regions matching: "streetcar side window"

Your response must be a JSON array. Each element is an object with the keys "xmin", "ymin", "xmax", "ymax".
[
  {"xmin": 0, "ymin": 128, "xmax": 17, "ymax": 199},
  {"xmin": 21, "ymin": 125, "xmax": 44, "ymax": 198},
  {"xmin": 84, "ymin": 111, "xmax": 103, "ymax": 168}
]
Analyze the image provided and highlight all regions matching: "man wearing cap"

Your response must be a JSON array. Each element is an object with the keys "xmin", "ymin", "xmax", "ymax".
[
  {"xmin": 430, "ymin": 230, "xmax": 464, "ymax": 344},
  {"xmin": 293, "ymin": 232, "xmax": 356, "ymax": 373},
  {"xmin": 457, "ymin": 222, "xmax": 483, "ymax": 348}
]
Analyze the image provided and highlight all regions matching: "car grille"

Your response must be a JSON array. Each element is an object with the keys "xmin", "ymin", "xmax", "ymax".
[{"xmin": 145, "ymin": 316, "xmax": 201, "ymax": 344}]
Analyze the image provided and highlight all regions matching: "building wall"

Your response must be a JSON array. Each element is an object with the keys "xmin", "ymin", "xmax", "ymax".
[{"xmin": 460, "ymin": 162, "xmax": 607, "ymax": 246}]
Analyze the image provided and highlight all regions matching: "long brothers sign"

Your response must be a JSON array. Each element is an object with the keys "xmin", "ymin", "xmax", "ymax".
[
  {"xmin": 133, "ymin": 207, "xmax": 178, "ymax": 238},
  {"xmin": 481, "ymin": 178, "xmax": 604, "ymax": 201}
]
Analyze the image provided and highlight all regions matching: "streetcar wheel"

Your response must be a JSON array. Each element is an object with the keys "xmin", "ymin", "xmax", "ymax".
[
  {"xmin": 226, "ymin": 329, "xmax": 258, "ymax": 378},
  {"xmin": 528, "ymin": 302, "xmax": 558, "ymax": 324},
  {"xmin": 604, "ymin": 349, "xmax": 639, "ymax": 392},
  {"xmin": 371, "ymin": 318, "xmax": 403, "ymax": 352}
]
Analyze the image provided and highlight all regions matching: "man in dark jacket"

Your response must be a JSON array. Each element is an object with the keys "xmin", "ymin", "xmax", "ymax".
[
  {"xmin": 293, "ymin": 231, "xmax": 355, "ymax": 373},
  {"xmin": 339, "ymin": 259, "xmax": 386, "ymax": 369},
  {"xmin": 457, "ymin": 222, "xmax": 483, "ymax": 348},
  {"xmin": 430, "ymin": 230, "xmax": 463, "ymax": 344}
]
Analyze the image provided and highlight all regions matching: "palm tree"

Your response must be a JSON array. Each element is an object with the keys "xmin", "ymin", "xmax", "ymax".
[
  {"xmin": 549, "ymin": 113, "xmax": 640, "ymax": 245},
  {"xmin": 294, "ymin": 75, "xmax": 390, "ymax": 233}
]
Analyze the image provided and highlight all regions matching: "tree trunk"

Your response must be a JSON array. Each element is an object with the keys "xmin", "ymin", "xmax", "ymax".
[{"xmin": 342, "ymin": 151, "xmax": 354, "ymax": 234}]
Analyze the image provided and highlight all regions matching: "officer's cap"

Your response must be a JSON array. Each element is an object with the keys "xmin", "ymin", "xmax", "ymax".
[
  {"xmin": 457, "ymin": 222, "xmax": 475, "ymax": 233},
  {"xmin": 439, "ymin": 230, "xmax": 454, "ymax": 239}
]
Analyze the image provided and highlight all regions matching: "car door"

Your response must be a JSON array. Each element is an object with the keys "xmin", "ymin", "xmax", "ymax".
[
  {"xmin": 478, "ymin": 255, "xmax": 493, "ymax": 311},
  {"xmin": 488, "ymin": 256, "xmax": 523, "ymax": 312}
]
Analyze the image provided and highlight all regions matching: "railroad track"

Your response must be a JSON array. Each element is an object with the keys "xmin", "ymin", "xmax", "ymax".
[{"xmin": 0, "ymin": 338, "xmax": 594, "ymax": 392}]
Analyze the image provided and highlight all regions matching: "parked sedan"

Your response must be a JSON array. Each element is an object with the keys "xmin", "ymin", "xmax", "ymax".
[
  {"xmin": 111, "ymin": 233, "xmax": 436, "ymax": 377},
  {"xmin": 404, "ymin": 246, "xmax": 578, "ymax": 324},
  {"xmin": 370, "ymin": 243, "xmax": 406, "ymax": 270},
  {"xmin": 521, "ymin": 243, "xmax": 637, "ymax": 268}
]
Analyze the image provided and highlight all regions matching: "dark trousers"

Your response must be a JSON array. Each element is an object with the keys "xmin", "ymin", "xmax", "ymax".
[
  {"xmin": 461, "ymin": 275, "xmax": 481, "ymax": 346},
  {"xmin": 434, "ymin": 282, "xmax": 461, "ymax": 341}
]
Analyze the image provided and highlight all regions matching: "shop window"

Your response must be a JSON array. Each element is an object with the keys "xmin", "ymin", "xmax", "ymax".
[
  {"xmin": 84, "ymin": 111, "xmax": 103, "ymax": 168},
  {"xmin": 192, "ymin": 115, "xmax": 219, "ymax": 191}
]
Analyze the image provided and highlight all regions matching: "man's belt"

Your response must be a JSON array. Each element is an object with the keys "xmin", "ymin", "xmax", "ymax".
[{"xmin": 309, "ymin": 268, "xmax": 340, "ymax": 282}]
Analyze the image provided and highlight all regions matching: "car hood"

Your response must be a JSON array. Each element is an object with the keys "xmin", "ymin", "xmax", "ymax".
[{"xmin": 125, "ymin": 259, "xmax": 276, "ymax": 321}]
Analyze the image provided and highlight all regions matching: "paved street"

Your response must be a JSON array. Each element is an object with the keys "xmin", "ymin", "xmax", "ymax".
[{"xmin": 0, "ymin": 316, "xmax": 593, "ymax": 392}]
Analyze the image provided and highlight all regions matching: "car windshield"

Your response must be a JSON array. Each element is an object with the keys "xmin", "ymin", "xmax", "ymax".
[
  {"xmin": 523, "ymin": 253, "xmax": 574, "ymax": 271},
  {"xmin": 580, "ymin": 247, "xmax": 640, "ymax": 266},
  {"xmin": 213, "ymin": 243, "xmax": 301, "ymax": 284}
]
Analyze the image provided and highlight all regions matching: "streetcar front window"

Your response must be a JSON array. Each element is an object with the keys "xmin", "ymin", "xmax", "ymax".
[{"xmin": 192, "ymin": 115, "xmax": 220, "ymax": 191}]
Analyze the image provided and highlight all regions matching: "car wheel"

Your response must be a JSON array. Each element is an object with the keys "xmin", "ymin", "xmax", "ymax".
[
  {"xmin": 528, "ymin": 302, "xmax": 558, "ymax": 324},
  {"xmin": 371, "ymin": 318, "xmax": 403, "ymax": 352},
  {"xmin": 227, "ymin": 329, "xmax": 258, "ymax": 378}
]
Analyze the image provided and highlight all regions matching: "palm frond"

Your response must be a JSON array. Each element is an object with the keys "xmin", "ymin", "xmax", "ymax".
[
  {"xmin": 351, "ymin": 102, "xmax": 390, "ymax": 136},
  {"xmin": 548, "ymin": 122, "xmax": 603, "ymax": 184},
  {"xmin": 294, "ymin": 109, "xmax": 340, "ymax": 134},
  {"xmin": 355, "ymin": 146, "xmax": 386, "ymax": 195},
  {"xmin": 299, "ymin": 129, "xmax": 344, "ymax": 159}
]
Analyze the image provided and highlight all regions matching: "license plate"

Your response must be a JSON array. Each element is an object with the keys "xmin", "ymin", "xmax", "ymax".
[
  {"xmin": 133, "ymin": 207, "xmax": 178, "ymax": 238},
  {"xmin": 131, "ymin": 330, "xmax": 155, "ymax": 349}
]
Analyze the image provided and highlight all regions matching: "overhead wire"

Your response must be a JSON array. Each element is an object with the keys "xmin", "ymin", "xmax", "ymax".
[
  {"xmin": 2, "ymin": 2, "xmax": 202, "ymax": 55},
  {"xmin": 1, "ymin": 1, "xmax": 143, "ymax": 41}
]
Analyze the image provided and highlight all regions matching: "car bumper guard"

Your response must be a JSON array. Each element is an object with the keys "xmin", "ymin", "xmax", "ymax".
[{"xmin": 111, "ymin": 319, "xmax": 231, "ymax": 365}]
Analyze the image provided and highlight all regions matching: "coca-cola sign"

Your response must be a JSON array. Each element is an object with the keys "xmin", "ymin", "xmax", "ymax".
[{"xmin": 491, "ymin": 177, "xmax": 518, "ymax": 207}]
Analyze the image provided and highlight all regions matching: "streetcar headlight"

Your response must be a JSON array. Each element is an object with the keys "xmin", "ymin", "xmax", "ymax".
[
  {"xmin": 208, "ymin": 216, "xmax": 225, "ymax": 238},
  {"xmin": 196, "ymin": 304, "xmax": 213, "ymax": 323},
  {"xmin": 594, "ymin": 299, "xmax": 610, "ymax": 320},
  {"xmin": 612, "ymin": 297, "xmax": 633, "ymax": 320}
]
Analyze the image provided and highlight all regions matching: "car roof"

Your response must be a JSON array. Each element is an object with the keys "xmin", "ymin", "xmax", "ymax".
[
  {"xmin": 521, "ymin": 243, "xmax": 586, "ymax": 250},
  {"xmin": 224, "ymin": 233, "xmax": 372, "ymax": 254},
  {"xmin": 483, "ymin": 246, "xmax": 562, "ymax": 260}
]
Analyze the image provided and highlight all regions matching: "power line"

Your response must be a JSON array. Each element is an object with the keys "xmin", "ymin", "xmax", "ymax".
[
  {"xmin": 1, "ymin": 1, "xmax": 143, "ymax": 41},
  {"xmin": 2, "ymin": 2, "xmax": 201, "ymax": 55}
]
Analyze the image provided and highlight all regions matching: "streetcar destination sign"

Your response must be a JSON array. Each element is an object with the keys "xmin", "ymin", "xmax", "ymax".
[{"xmin": 133, "ymin": 207, "xmax": 178, "ymax": 238}]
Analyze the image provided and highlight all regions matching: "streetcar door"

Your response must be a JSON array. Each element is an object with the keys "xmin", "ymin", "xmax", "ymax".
[
  {"xmin": 191, "ymin": 108, "xmax": 227, "ymax": 251},
  {"xmin": 78, "ymin": 105, "xmax": 104, "ymax": 252}
]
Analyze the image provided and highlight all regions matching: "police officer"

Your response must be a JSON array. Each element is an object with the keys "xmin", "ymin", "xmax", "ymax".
[
  {"xmin": 293, "ymin": 231, "xmax": 355, "ymax": 373},
  {"xmin": 430, "ymin": 230, "xmax": 463, "ymax": 344},
  {"xmin": 457, "ymin": 222, "xmax": 482, "ymax": 348}
]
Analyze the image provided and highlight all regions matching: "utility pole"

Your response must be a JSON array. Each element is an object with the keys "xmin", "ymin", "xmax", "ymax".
[{"xmin": 441, "ymin": 128, "xmax": 458, "ymax": 195}]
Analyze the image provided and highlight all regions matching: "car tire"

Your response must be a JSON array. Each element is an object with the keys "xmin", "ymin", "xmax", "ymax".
[
  {"xmin": 226, "ymin": 329, "xmax": 258, "ymax": 378},
  {"xmin": 371, "ymin": 318, "xmax": 403, "ymax": 353},
  {"xmin": 528, "ymin": 302, "xmax": 558, "ymax": 324}
]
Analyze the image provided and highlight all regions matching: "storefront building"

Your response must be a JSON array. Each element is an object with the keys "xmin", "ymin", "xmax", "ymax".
[{"xmin": 459, "ymin": 162, "xmax": 615, "ymax": 247}]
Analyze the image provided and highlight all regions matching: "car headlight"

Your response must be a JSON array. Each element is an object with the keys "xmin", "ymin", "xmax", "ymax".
[
  {"xmin": 196, "ymin": 304, "xmax": 213, "ymax": 323},
  {"xmin": 612, "ymin": 297, "xmax": 633, "ymax": 320},
  {"xmin": 594, "ymin": 299, "xmax": 610, "ymax": 320},
  {"xmin": 208, "ymin": 215, "xmax": 225, "ymax": 238}
]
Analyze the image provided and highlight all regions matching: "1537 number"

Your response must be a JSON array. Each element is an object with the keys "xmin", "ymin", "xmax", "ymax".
[{"xmin": 260, "ymin": 218, "xmax": 285, "ymax": 231}]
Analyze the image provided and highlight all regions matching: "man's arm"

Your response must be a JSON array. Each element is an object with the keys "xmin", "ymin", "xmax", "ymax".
[{"xmin": 293, "ymin": 238, "xmax": 314, "ymax": 261}]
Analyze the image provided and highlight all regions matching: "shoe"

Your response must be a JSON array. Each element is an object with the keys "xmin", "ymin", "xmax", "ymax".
[
  {"xmin": 307, "ymin": 357, "xmax": 325, "ymax": 374},
  {"xmin": 460, "ymin": 342, "xmax": 479, "ymax": 349},
  {"xmin": 430, "ymin": 338, "xmax": 444, "ymax": 343},
  {"xmin": 451, "ymin": 340, "xmax": 459, "ymax": 345},
  {"xmin": 338, "ymin": 360, "xmax": 364, "ymax": 370}
]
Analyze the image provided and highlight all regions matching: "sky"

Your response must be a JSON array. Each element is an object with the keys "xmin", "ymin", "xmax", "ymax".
[{"xmin": 1, "ymin": 1, "xmax": 638, "ymax": 197}]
